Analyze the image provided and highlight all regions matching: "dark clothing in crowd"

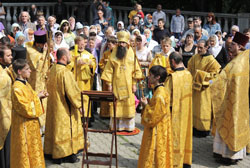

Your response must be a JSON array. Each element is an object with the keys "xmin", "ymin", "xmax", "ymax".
[
  {"xmin": 181, "ymin": 45, "xmax": 196, "ymax": 67},
  {"xmin": 153, "ymin": 28, "xmax": 170, "ymax": 44},
  {"xmin": 54, "ymin": 2, "xmax": 67, "ymax": 24}
]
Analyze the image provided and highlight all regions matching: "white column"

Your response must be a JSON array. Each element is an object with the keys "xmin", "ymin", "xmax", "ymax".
[
  {"xmin": 6, "ymin": 6, "xmax": 12, "ymax": 30},
  {"xmin": 166, "ymin": 13, "xmax": 170, "ymax": 29},
  {"xmin": 13, "ymin": 6, "xmax": 17, "ymax": 23},
  {"xmin": 124, "ymin": 11, "xmax": 129, "ymax": 28},
  {"xmin": 223, "ymin": 18, "xmax": 228, "ymax": 33},
  {"xmin": 45, "ymin": 6, "xmax": 50, "ymax": 19}
]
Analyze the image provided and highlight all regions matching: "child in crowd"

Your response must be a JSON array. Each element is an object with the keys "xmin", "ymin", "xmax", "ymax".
[{"xmin": 150, "ymin": 37, "xmax": 174, "ymax": 74}]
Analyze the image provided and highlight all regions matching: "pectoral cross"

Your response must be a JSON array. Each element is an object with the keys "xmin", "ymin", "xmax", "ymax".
[{"xmin": 120, "ymin": 65, "xmax": 126, "ymax": 72}]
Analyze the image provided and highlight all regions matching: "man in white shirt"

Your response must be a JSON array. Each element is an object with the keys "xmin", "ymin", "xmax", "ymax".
[
  {"xmin": 18, "ymin": 11, "xmax": 37, "ymax": 32},
  {"xmin": 152, "ymin": 4, "xmax": 166, "ymax": 26},
  {"xmin": 170, "ymin": 8, "xmax": 185, "ymax": 40},
  {"xmin": 47, "ymin": 16, "xmax": 59, "ymax": 34}
]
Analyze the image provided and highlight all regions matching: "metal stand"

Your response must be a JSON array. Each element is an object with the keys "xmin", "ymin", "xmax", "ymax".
[{"xmin": 81, "ymin": 91, "xmax": 118, "ymax": 168}]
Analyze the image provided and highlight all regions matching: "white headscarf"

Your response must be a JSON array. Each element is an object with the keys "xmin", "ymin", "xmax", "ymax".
[
  {"xmin": 208, "ymin": 35, "xmax": 222, "ymax": 58},
  {"xmin": 117, "ymin": 21, "xmax": 124, "ymax": 30},
  {"xmin": 53, "ymin": 30, "xmax": 69, "ymax": 51},
  {"xmin": 24, "ymin": 28, "xmax": 34, "ymax": 43}
]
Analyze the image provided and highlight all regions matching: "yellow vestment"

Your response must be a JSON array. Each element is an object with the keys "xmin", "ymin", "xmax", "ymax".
[
  {"xmin": 26, "ymin": 45, "xmax": 49, "ymax": 126},
  {"xmin": 149, "ymin": 53, "xmax": 174, "ymax": 74},
  {"xmin": 138, "ymin": 86, "xmax": 173, "ymax": 168},
  {"xmin": 45, "ymin": 63, "xmax": 84, "ymax": 159},
  {"xmin": 210, "ymin": 50, "xmax": 250, "ymax": 152},
  {"xmin": 165, "ymin": 69, "xmax": 193, "ymax": 167},
  {"xmin": 67, "ymin": 50, "xmax": 96, "ymax": 117},
  {"xmin": 11, "ymin": 80, "xmax": 45, "ymax": 168},
  {"xmin": 99, "ymin": 49, "xmax": 112, "ymax": 117},
  {"xmin": 101, "ymin": 46, "xmax": 143, "ymax": 118},
  {"xmin": 188, "ymin": 54, "xmax": 221, "ymax": 131},
  {"xmin": 0, "ymin": 66, "xmax": 12, "ymax": 150}
]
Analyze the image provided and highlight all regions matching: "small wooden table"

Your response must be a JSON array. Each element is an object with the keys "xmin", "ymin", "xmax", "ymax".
[{"xmin": 81, "ymin": 91, "xmax": 118, "ymax": 168}]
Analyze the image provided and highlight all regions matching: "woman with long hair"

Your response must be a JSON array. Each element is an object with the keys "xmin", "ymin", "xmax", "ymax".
[
  {"xmin": 204, "ymin": 12, "xmax": 221, "ymax": 36},
  {"xmin": 179, "ymin": 33, "xmax": 197, "ymax": 67}
]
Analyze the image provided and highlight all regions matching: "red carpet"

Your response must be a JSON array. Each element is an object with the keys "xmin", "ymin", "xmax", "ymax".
[{"xmin": 116, "ymin": 127, "xmax": 140, "ymax": 136}]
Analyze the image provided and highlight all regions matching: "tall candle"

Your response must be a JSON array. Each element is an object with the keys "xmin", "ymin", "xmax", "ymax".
[{"xmin": 74, "ymin": 44, "xmax": 78, "ymax": 56}]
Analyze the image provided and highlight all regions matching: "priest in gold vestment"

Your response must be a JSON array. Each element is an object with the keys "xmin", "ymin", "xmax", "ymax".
[
  {"xmin": 0, "ymin": 46, "xmax": 13, "ymax": 168},
  {"xmin": 165, "ymin": 52, "xmax": 193, "ymax": 168},
  {"xmin": 211, "ymin": 32, "xmax": 250, "ymax": 164},
  {"xmin": 26, "ymin": 30, "xmax": 50, "ymax": 127},
  {"xmin": 67, "ymin": 36, "xmax": 96, "ymax": 117},
  {"xmin": 11, "ymin": 59, "xmax": 47, "ymax": 168},
  {"xmin": 99, "ymin": 36, "xmax": 117, "ymax": 117},
  {"xmin": 149, "ymin": 37, "xmax": 174, "ymax": 74},
  {"xmin": 101, "ymin": 31, "xmax": 143, "ymax": 131},
  {"xmin": 138, "ymin": 65, "xmax": 173, "ymax": 168},
  {"xmin": 187, "ymin": 39, "xmax": 221, "ymax": 137},
  {"xmin": 45, "ymin": 48, "xmax": 83, "ymax": 163}
]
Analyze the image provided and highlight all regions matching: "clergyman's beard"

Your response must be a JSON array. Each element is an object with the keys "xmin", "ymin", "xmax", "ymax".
[{"xmin": 116, "ymin": 46, "xmax": 127, "ymax": 59}]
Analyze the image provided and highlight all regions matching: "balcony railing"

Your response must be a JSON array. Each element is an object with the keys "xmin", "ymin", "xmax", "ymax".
[{"xmin": 3, "ymin": 2, "xmax": 250, "ymax": 33}]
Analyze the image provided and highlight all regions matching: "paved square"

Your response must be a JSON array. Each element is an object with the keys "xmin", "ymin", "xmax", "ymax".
[{"xmin": 46, "ymin": 113, "xmax": 250, "ymax": 168}]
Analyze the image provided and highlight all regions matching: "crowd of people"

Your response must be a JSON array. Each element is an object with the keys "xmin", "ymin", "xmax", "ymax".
[{"xmin": 0, "ymin": 0, "xmax": 250, "ymax": 168}]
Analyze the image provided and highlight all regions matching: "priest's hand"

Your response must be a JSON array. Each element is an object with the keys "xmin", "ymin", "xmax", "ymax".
[
  {"xmin": 88, "ymin": 60, "xmax": 92, "ymax": 65},
  {"xmin": 79, "ymin": 107, "xmax": 83, "ymax": 115},
  {"xmin": 77, "ymin": 59, "xmax": 87, "ymax": 65},
  {"xmin": 38, "ymin": 91, "xmax": 49, "ymax": 99},
  {"xmin": 132, "ymin": 84, "xmax": 137, "ymax": 93},
  {"xmin": 43, "ymin": 43, "xmax": 48, "ymax": 52},
  {"xmin": 140, "ymin": 97, "xmax": 148, "ymax": 106}
]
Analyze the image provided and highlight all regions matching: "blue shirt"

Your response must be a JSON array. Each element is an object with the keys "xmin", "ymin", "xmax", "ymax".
[
  {"xmin": 203, "ymin": 23, "xmax": 221, "ymax": 36},
  {"xmin": 170, "ymin": 15, "xmax": 185, "ymax": 33},
  {"xmin": 194, "ymin": 34, "xmax": 209, "ymax": 44}
]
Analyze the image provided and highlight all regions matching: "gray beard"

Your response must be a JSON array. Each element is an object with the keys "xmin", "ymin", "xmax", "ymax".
[{"xmin": 116, "ymin": 46, "xmax": 127, "ymax": 59}]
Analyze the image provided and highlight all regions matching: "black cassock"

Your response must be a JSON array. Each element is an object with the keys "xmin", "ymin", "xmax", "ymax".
[{"xmin": 0, "ymin": 129, "xmax": 10, "ymax": 168}]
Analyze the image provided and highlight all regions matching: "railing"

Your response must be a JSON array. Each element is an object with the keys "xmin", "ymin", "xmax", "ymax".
[{"xmin": 3, "ymin": 2, "xmax": 250, "ymax": 33}]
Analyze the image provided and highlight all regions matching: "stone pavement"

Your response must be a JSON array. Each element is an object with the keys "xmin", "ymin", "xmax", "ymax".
[{"xmin": 46, "ymin": 113, "xmax": 250, "ymax": 168}]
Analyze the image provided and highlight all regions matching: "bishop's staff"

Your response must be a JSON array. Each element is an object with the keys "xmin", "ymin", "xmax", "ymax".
[
  {"xmin": 42, "ymin": 28, "xmax": 52, "ymax": 71},
  {"xmin": 74, "ymin": 44, "xmax": 79, "ymax": 81}
]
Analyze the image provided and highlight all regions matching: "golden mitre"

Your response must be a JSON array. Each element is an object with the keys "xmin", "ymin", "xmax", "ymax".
[{"xmin": 117, "ymin": 31, "xmax": 130, "ymax": 44}]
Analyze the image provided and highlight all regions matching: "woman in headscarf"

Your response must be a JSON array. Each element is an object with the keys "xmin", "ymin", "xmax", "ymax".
[
  {"xmin": 23, "ymin": 28, "xmax": 34, "ymax": 43},
  {"xmin": 96, "ymin": 24, "xmax": 105, "ymax": 37},
  {"xmin": 89, "ymin": 25, "xmax": 103, "ymax": 50},
  {"xmin": 135, "ymin": 34, "xmax": 153, "ymax": 109},
  {"xmin": 59, "ymin": 20, "xmax": 76, "ymax": 48},
  {"xmin": 11, "ymin": 23, "xmax": 21, "ymax": 38},
  {"xmin": 143, "ymin": 28, "xmax": 158, "ymax": 51},
  {"xmin": 53, "ymin": 30, "xmax": 69, "ymax": 52},
  {"xmin": 208, "ymin": 34, "xmax": 228, "ymax": 68},
  {"xmin": 132, "ymin": 28, "xmax": 141, "ymax": 37},
  {"xmin": 129, "ymin": 35, "xmax": 136, "ymax": 50},
  {"xmin": 143, "ymin": 14, "xmax": 154, "ymax": 31},
  {"xmin": 215, "ymin": 30, "xmax": 224, "ymax": 46},
  {"xmin": 15, "ymin": 31, "xmax": 25, "ymax": 47},
  {"xmin": 116, "ymin": 21, "xmax": 124, "ymax": 32},
  {"xmin": 136, "ymin": 35, "xmax": 152, "ymax": 67}
]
